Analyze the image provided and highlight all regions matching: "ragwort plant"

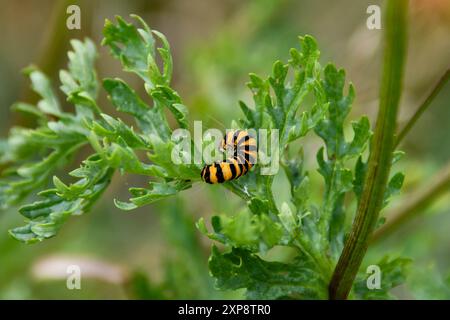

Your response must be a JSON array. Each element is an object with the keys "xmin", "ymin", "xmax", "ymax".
[{"xmin": 0, "ymin": 12, "xmax": 409, "ymax": 299}]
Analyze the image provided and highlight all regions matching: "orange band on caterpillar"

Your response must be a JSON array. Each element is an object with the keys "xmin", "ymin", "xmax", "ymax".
[{"xmin": 201, "ymin": 130, "xmax": 257, "ymax": 184}]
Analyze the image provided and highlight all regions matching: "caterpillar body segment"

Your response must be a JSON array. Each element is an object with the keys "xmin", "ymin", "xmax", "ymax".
[
  {"xmin": 201, "ymin": 157, "xmax": 244, "ymax": 184},
  {"xmin": 201, "ymin": 130, "xmax": 257, "ymax": 184}
]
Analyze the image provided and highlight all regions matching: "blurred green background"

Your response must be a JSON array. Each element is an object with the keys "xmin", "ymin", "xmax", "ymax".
[{"xmin": 0, "ymin": 0, "xmax": 449, "ymax": 299}]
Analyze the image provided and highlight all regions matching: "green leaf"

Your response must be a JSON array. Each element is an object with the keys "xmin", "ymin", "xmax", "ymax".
[
  {"xmin": 103, "ymin": 78, "xmax": 171, "ymax": 139},
  {"xmin": 0, "ymin": 39, "xmax": 103, "ymax": 209},
  {"xmin": 199, "ymin": 210, "xmax": 283, "ymax": 252},
  {"xmin": 2, "ymin": 15, "xmax": 196, "ymax": 244},
  {"xmin": 383, "ymin": 171, "xmax": 405, "ymax": 207},
  {"xmin": 23, "ymin": 66, "xmax": 61, "ymax": 116},
  {"xmin": 102, "ymin": 15, "xmax": 174, "ymax": 89},
  {"xmin": 0, "ymin": 131, "xmax": 85, "ymax": 209},
  {"xmin": 278, "ymin": 202, "xmax": 299, "ymax": 238},
  {"xmin": 102, "ymin": 15, "xmax": 155, "ymax": 84},
  {"xmin": 281, "ymin": 151, "xmax": 310, "ymax": 212},
  {"xmin": 114, "ymin": 180, "xmax": 191, "ymax": 211},
  {"xmin": 220, "ymin": 210, "xmax": 260, "ymax": 247},
  {"xmin": 11, "ymin": 102, "xmax": 46, "ymax": 122},
  {"xmin": 146, "ymin": 135, "xmax": 199, "ymax": 180},
  {"xmin": 9, "ymin": 154, "xmax": 113, "ymax": 243},
  {"xmin": 90, "ymin": 114, "xmax": 149, "ymax": 149},
  {"xmin": 209, "ymin": 247, "xmax": 327, "ymax": 299},
  {"xmin": 347, "ymin": 116, "xmax": 372, "ymax": 157},
  {"xmin": 60, "ymin": 38, "xmax": 99, "ymax": 117},
  {"xmin": 150, "ymin": 85, "xmax": 189, "ymax": 129},
  {"xmin": 315, "ymin": 64, "xmax": 355, "ymax": 159},
  {"xmin": 148, "ymin": 30, "xmax": 173, "ymax": 86}
]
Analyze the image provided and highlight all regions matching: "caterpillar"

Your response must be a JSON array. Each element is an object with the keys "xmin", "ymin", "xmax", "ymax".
[{"xmin": 201, "ymin": 130, "xmax": 257, "ymax": 184}]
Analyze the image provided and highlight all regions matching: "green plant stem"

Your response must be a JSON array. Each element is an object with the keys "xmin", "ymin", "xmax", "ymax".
[
  {"xmin": 328, "ymin": 0, "xmax": 408, "ymax": 300},
  {"xmin": 224, "ymin": 183, "xmax": 252, "ymax": 201},
  {"xmin": 395, "ymin": 69, "xmax": 450, "ymax": 148},
  {"xmin": 371, "ymin": 161, "xmax": 450, "ymax": 243},
  {"xmin": 293, "ymin": 239, "xmax": 333, "ymax": 282},
  {"xmin": 264, "ymin": 176, "xmax": 280, "ymax": 215}
]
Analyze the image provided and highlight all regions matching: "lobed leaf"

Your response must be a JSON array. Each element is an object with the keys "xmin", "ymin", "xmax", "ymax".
[
  {"xmin": 209, "ymin": 247, "xmax": 327, "ymax": 299},
  {"xmin": 9, "ymin": 154, "xmax": 113, "ymax": 243}
]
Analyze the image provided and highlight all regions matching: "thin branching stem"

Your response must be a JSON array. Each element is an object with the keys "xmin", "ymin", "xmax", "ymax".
[
  {"xmin": 329, "ymin": 0, "xmax": 408, "ymax": 299},
  {"xmin": 395, "ymin": 69, "xmax": 450, "ymax": 148}
]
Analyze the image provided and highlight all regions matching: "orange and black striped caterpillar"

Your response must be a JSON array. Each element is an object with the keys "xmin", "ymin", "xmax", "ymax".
[{"xmin": 201, "ymin": 130, "xmax": 257, "ymax": 184}]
